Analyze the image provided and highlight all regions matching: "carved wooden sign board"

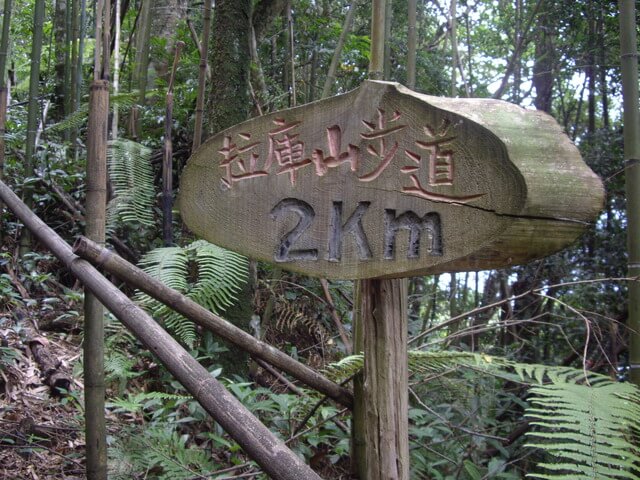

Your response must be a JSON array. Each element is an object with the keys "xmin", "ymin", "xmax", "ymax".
[{"xmin": 179, "ymin": 81, "xmax": 603, "ymax": 280}]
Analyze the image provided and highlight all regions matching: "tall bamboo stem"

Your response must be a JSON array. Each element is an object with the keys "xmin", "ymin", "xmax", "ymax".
[
  {"xmin": 19, "ymin": 0, "xmax": 45, "ymax": 257},
  {"xmin": 0, "ymin": 0, "xmax": 13, "ymax": 245},
  {"xmin": 619, "ymin": 0, "xmax": 640, "ymax": 385},
  {"xmin": 112, "ymin": 0, "xmax": 121, "ymax": 139},
  {"xmin": 84, "ymin": 79, "xmax": 109, "ymax": 480},
  {"xmin": 321, "ymin": 2, "xmax": 357, "ymax": 98},
  {"xmin": 163, "ymin": 41, "xmax": 184, "ymax": 247},
  {"xmin": 84, "ymin": 1, "xmax": 109, "ymax": 476},
  {"xmin": 192, "ymin": 0, "xmax": 211, "ymax": 150},
  {"xmin": 407, "ymin": 0, "xmax": 417, "ymax": 89}
]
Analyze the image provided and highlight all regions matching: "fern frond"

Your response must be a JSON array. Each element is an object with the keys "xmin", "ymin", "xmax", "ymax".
[
  {"xmin": 107, "ymin": 139, "xmax": 155, "ymax": 231},
  {"xmin": 525, "ymin": 381, "xmax": 640, "ymax": 480},
  {"xmin": 109, "ymin": 425, "xmax": 220, "ymax": 479},
  {"xmin": 135, "ymin": 241, "xmax": 248, "ymax": 348},
  {"xmin": 324, "ymin": 353, "xmax": 364, "ymax": 382},
  {"xmin": 186, "ymin": 240, "xmax": 248, "ymax": 314}
]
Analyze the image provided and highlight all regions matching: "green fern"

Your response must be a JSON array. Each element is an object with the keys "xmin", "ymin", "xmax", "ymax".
[
  {"xmin": 325, "ymin": 350, "xmax": 606, "ymax": 386},
  {"xmin": 106, "ymin": 139, "xmax": 156, "ymax": 231},
  {"xmin": 525, "ymin": 381, "xmax": 640, "ymax": 480},
  {"xmin": 135, "ymin": 241, "xmax": 248, "ymax": 348},
  {"xmin": 109, "ymin": 425, "xmax": 220, "ymax": 479},
  {"xmin": 107, "ymin": 391, "xmax": 189, "ymax": 414},
  {"xmin": 325, "ymin": 350, "xmax": 640, "ymax": 480},
  {"xmin": 46, "ymin": 90, "xmax": 155, "ymax": 134}
]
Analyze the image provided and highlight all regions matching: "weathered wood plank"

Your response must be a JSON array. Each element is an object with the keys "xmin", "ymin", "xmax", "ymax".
[
  {"xmin": 179, "ymin": 80, "xmax": 603, "ymax": 279},
  {"xmin": 356, "ymin": 277, "xmax": 409, "ymax": 480}
]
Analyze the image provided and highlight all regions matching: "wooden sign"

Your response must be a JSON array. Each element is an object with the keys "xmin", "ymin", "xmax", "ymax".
[{"xmin": 179, "ymin": 80, "xmax": 603, "ymax": 280}]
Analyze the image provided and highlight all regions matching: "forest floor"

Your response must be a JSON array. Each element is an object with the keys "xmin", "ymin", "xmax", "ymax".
[
  {"xmin": 0, "ymin": 307, "xmax": 86, "ymax": 479},
  {"xmin": 0, "ymin": 248, "xmax": 353, "ymax": 479}
]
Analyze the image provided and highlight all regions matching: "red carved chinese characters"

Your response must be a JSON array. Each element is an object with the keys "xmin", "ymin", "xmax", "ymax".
[
  {"xmin": 219, "ymin": 133, "xmax": 265, "ymax": 189},
  {"xmin": 401, "ymin": 119, "xmax": 485, "ymax": 203},
  {"xmin": 310, "ymin": 125, "xmax": 360, "ymax": 177},
  {"xmin": 358, "ymin": 109, "xmax": 406, "ymax": 182},
  {"xmin": 268, "ymin": 119, "xmax": 309, "ymax": 186},
  {"xmin": 217, "ymin": 112, "xmax": 485, "ymax": 203}
]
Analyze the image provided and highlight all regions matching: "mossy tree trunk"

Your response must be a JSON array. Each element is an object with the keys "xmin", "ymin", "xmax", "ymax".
[
  {"xmin": 205, "ymin": 0, "xmax": 250, "ymax": 135},
  {"xmin": 204, "ymin": 0, "xmax": 252, "ymax": 376}
]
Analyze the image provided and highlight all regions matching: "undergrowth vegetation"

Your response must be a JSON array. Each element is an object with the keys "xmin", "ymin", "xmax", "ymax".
[{"xmin": 0, "ymin": 0, "xmax": 638, "ymax": 479}]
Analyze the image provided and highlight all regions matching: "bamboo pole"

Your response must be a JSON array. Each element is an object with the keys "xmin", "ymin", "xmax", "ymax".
[
  {"xmin": 162, "ymin": 41, "xmax": 184, "ymax": 246},
  {"xmin": 84, "ymin": 2, "xmax": 110, "ymax": 475},
  {"xmin": 192, "ymin": 0, "xmax": 211, "ymax": 150},
  {"xmin": 0, "ymin": 0, "xmax": 12, "ymax": 245},
  {"xmin": 619, "ymin": 0, "xmax": 640, "ymax": 385},
  {"xmin": 369, "ymin": 0, "xmax": 385, "ymax": 80},
  {"xmin": 84, "ymin": 79, "xmax": 109, "ymax": 480},
  {"xmin": 0, "ymin": 179, "xmax": 323, "ymax": 480},
  {"xmin": 19, "ymin": 0, "xmax": 45, "ymax": 257},
  {"xmin": 73, "ymin": 236, "xmax": 353, "ymax": 407},
  {"xmin": 321, "ymin": 2, "xmax": 357, "ymax": 99},
  {"xmin": 112, "ymin": 0, "xmax": 121, "ymax": 139},
  {"xmin": 383, "ymin": 0, "xmax": 392, "ymax": 80},
  {"xmin": 407, "ymin": 0, "xmax": 417, "ymax": 89},
  {"xmin": 287, "ymin": 0, "xmax": 296, "ymax": 107}
]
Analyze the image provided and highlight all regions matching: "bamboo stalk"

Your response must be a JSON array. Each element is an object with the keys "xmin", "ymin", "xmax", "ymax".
[
  {"xmin": 73, "ymin": 236, "xmax": 353, "ymax": 408},
  {"xmin": 192, "ymin": 0, "xmax": 211, "ymax": 150},
  {"xmin": 84, "ymin": 79, "xmax": 109, "ymax": 480},
  {"xmin": 0, "ymin": 0, "xmax": 12, "ymax": 245},
  {"xmin": 321, "ymin": 2, "xmax": 357, "ymax": 98},
  {"xmin": 112, "ymin": 0, "xmax": 121, "ymax": 139},
  {"xmin": 162, "ymin": 41, "xmax": 184, "ymax": 247},
  {"xmin": 19, "ymin": 0, "xmax": 45, "ymax": 257},
  {"xmin": 619, "ymin": 0, "xmax": 640, "ymax": 385},
  {"xmin": 0, "ymin": 179, "xmax": 323, "ymax": 480},
  {"xmin": 287, "ymin": 0, "xmax": 296, "ymax": 106},
  {"xmin": 369, "ymin": 0, "xmax": 385, "ymax": 80},
  {"xmin": 383, "ymin": 0, "xmax": 392, "ymax": 80},
  {"xmin": 407, "ymin": 0, "xmax": 417, "ymax": 89}
]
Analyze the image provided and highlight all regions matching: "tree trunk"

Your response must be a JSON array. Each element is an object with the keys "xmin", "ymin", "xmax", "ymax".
[
  {"xmin": 598, "ymin": 3, "xmax": 609, "ymax": 129},
  {"xmin": 286, "ymin": 1, "xmax": 296, "ymax": 106},
  {"xmin": 618, "ymin": 0, "xmax": 640, "ymax": 386},
  {"xmin": 587, "ymin": 0, "xmax": 596, "ymax": 135},
  {"xmin": 111, "ymin": 0, "xmax": 121, "ymax": 138},
  {"xmin": 162, "ymin": 42, "xmax": 183, "ymax": 246},
  {"xmin": 84, "ymin": 1, "xmax": 110, "ymax": 475},
  {"xmin": 532, "ymin": 0, "xmax": 554, "ymax": 112},
  {"xmin": 130, "ymin": 0, "xmax": 151, "ymax": 139},
  {"xmin": 206, "ymin": 0, "xmax": 250, "ymax": 135},
  {"xmin": 19, "ymin": 0, "xmax": 45, "ymax": 257},
  {"xmin": 450, "ymin": 0, "xmax": 457, "ymax": 96}
]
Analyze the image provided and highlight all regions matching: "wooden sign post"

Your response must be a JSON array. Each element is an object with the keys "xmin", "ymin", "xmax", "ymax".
[{"xmin": 179, "ymin": 80, "xmax": 603, "ymax": 478}]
